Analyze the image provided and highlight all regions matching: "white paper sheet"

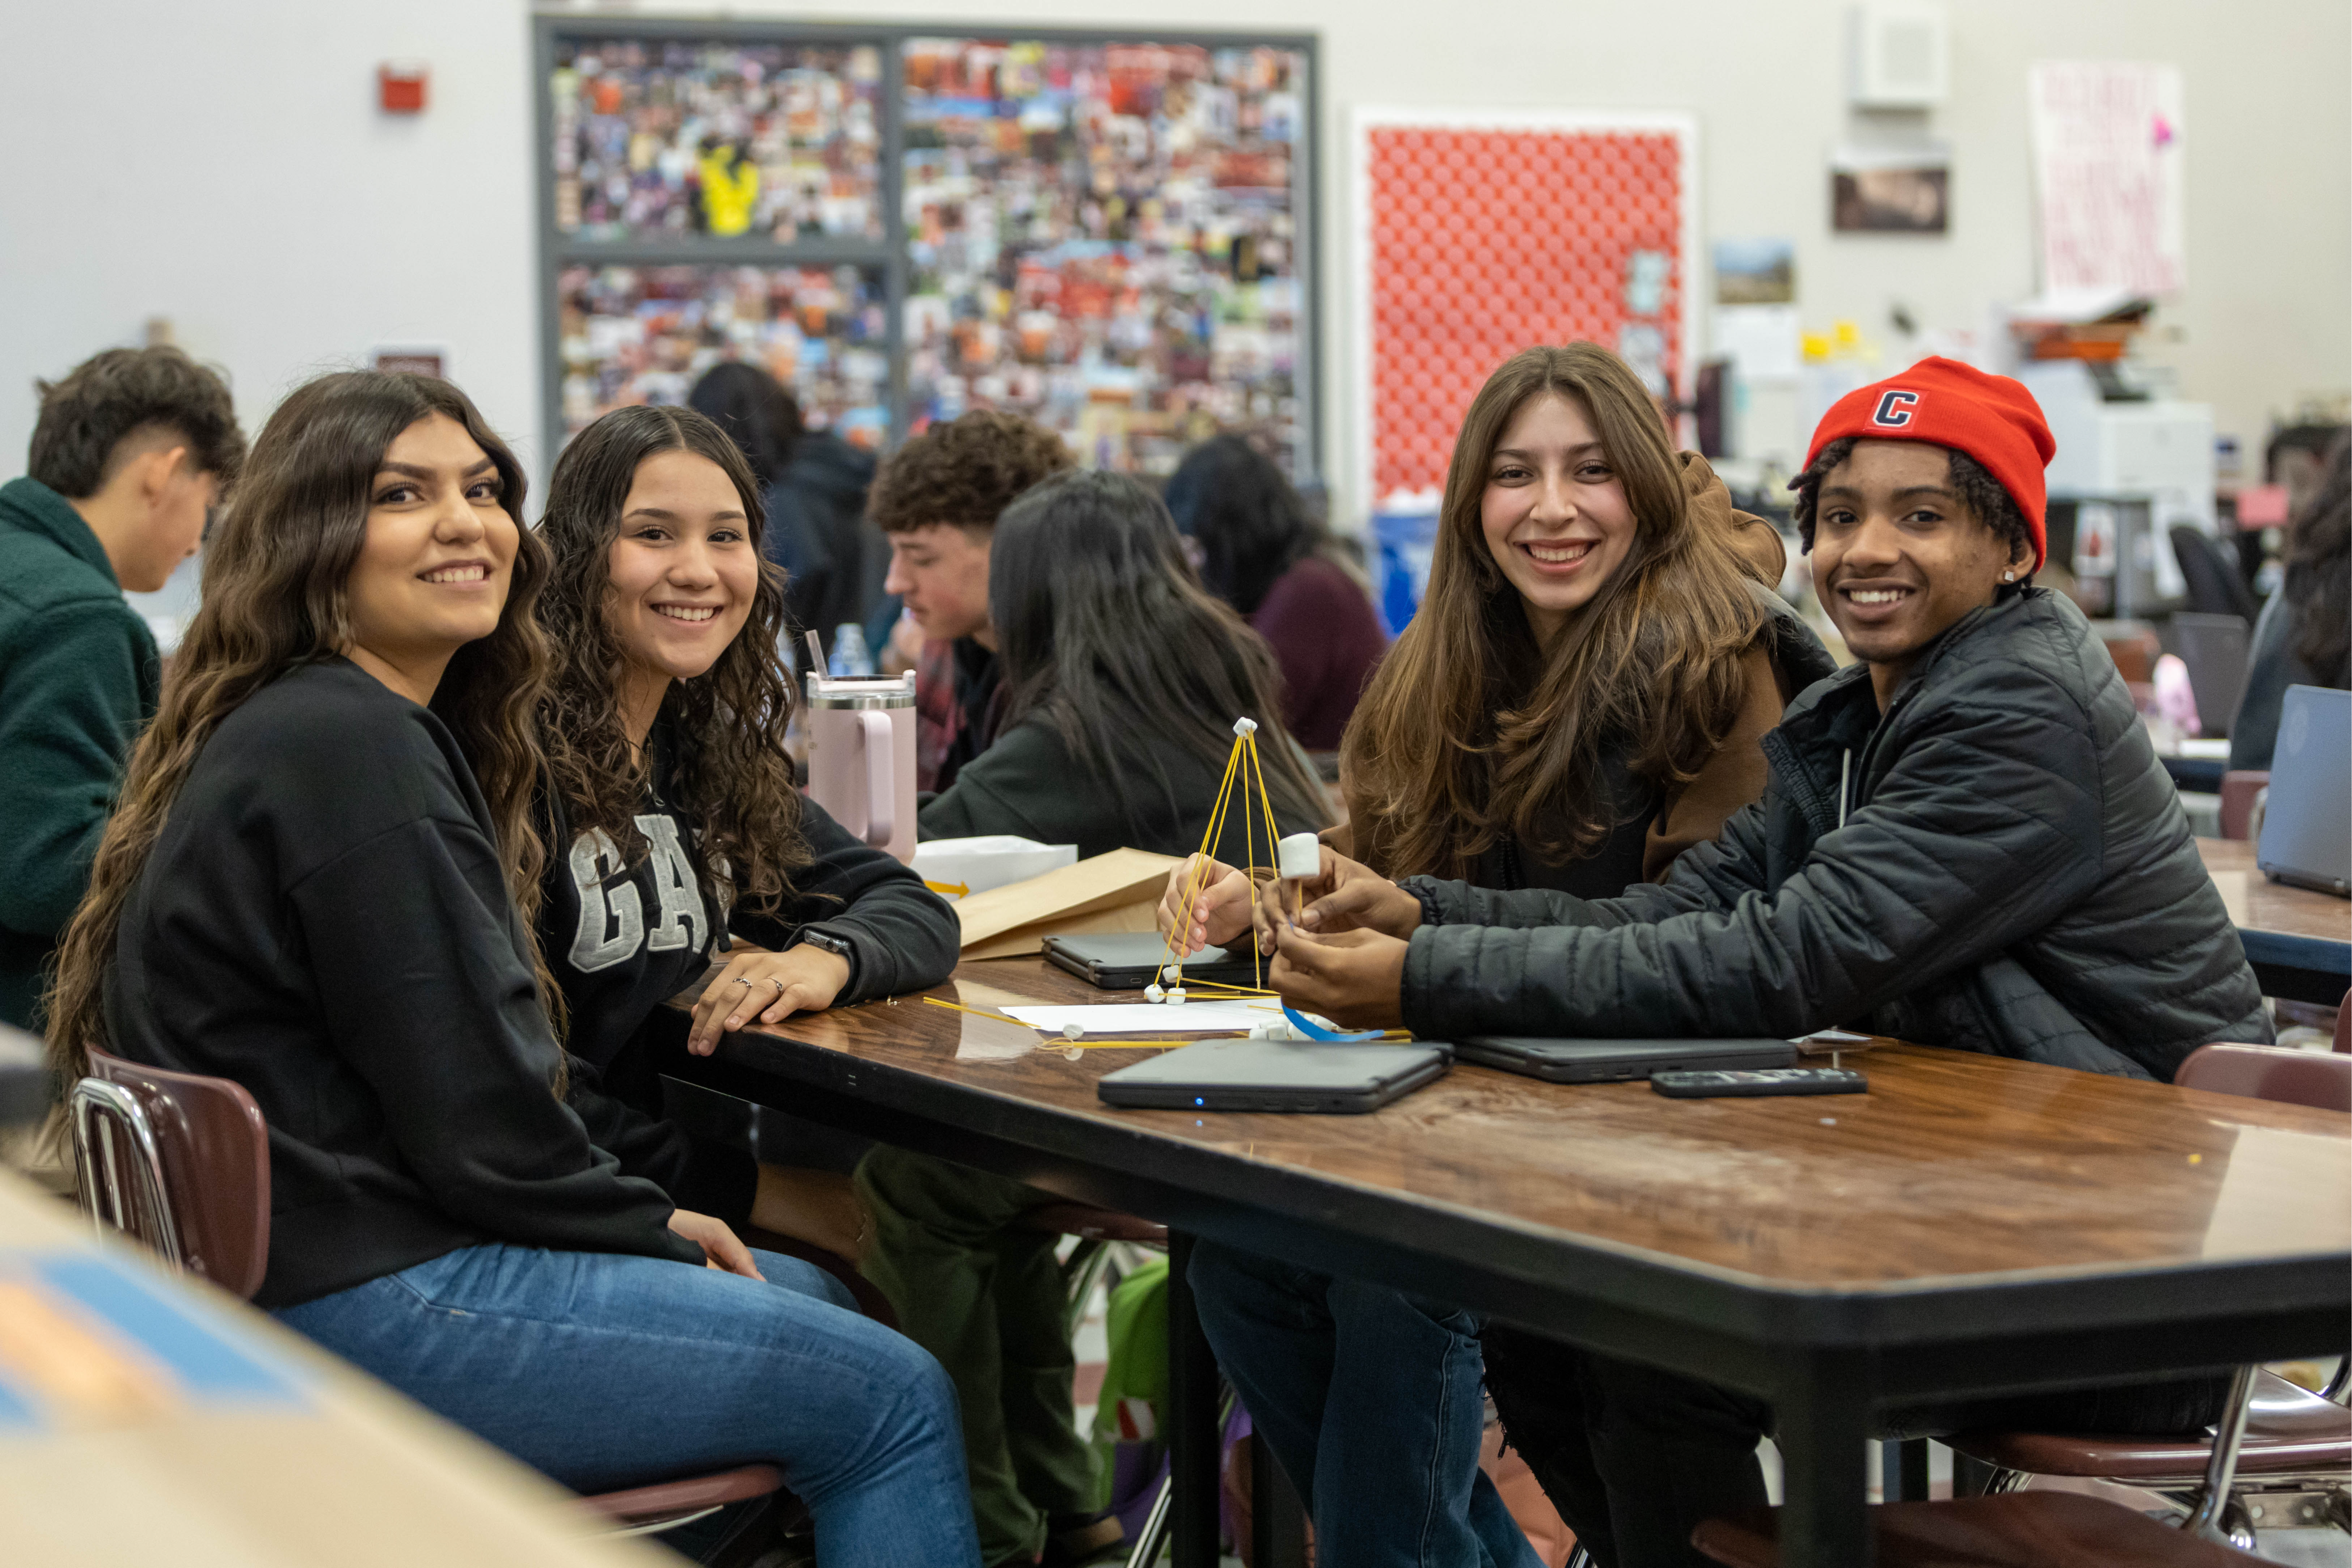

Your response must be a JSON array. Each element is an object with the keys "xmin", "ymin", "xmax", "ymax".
[{"xmin": 1000, "ymin": 1000, "xmax": 1284, "ymax": 1036}]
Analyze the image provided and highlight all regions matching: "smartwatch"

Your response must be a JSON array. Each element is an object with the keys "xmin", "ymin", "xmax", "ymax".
[{"xmin": 791, "ymin": 926, "xmax": 858, "ymax": 981}]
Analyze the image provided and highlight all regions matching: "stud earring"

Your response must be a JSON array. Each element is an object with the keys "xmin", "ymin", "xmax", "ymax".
[{"xmin": 2002, "ymin": 570, "xmax": 2016, "ymax": 582}]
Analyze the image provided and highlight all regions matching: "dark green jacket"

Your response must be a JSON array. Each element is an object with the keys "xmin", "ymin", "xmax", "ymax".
[
  {"xmin": 0, "ymin": 478, "xmax": 161, "ymax": 1028},
  {"xmin": 918, "ymin": 712, "xmax": 1324, "ymax": 860}
]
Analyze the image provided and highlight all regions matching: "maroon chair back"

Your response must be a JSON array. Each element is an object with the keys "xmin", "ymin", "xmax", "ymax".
[
  {"xmin": 2176, "ymin": 1043, "xmax": 2352, "ymax": 1113},
  {"xmin": 2217, "ymin": 770, "xmax": 2270, "ymax": 841},
  {"xmin": 82, "ymin": 1047, "xmax": 272, "ymax": 1300}
]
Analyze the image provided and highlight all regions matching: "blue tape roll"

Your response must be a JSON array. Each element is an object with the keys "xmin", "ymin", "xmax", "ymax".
[{"xmin": 1280, "ymin": 1003, "xmax": 1386, "ymax": 1043}]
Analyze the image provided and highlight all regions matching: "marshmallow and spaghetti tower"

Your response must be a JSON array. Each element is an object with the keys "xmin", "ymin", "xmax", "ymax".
[{"xmin": 1149, "ymin": 718, "xmax": 1320, "ymax": 1004}]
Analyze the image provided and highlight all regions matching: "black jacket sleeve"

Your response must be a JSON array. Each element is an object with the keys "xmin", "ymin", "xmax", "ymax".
[
  {"xmin": 1407, "ymin": 799, "xmax": 1775, "ymax": 931},
  {"xmin": 731, "ymin": 798, "xmax": 962, "ymax": 1003},
  {"xmin": 288, "ymin": 813, "xmax": 702, "ymax": 1267},
  {"xmin": 1401, "ymin": 691, "xmax": 2106, "ymax": 1041}
]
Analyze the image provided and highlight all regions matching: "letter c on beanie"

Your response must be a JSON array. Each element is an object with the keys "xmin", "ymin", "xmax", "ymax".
[{"xmin": 1806, "ymin": 357, "xmax": 2058, "ymax": 570}]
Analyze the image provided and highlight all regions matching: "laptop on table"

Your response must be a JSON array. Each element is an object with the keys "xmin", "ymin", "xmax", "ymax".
[
  {"xmin": 1097, "ymin": 1038, "xmax": 1451, "ymax": 1113},
  {"xmin": 1454, "ymin": 1037, "xmax": 1798, "ymax": 1083},
  {"xmin": 2257, "ymin": 685, "xmax": 2351, "ymax": 898}
]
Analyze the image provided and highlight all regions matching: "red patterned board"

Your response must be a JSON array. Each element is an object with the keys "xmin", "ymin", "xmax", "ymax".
[{"xmin": 1355, "ymin": 114, "xmax": 1694, "ymax": 506}]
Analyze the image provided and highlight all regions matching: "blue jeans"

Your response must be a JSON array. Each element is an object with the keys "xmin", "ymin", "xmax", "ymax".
[
  {"xmin": 1189, "ymin": 1241, "xmax": 1544, "ymax": 1568},
  {"xmin": 274, "ymin": 1244, "xmax": 980, "ymax": 1568}
]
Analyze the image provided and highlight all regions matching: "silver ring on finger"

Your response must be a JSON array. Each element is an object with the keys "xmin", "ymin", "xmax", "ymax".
[
  {"xmin": 731, "ymin": 976, "xmax": 753, "ymax": 988},
  {"xmin": 770, "ymin": 978, "xmax": 788, "ymax": 994}
]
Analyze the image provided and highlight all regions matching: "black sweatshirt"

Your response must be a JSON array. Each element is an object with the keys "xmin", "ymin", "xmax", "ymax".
[
  {"xmin": 539, "ymin": 735, "xmax": 960, "ymax": 1225},
  {"xmin": 103, "ymin": 659, "xmax": 702, "ymax": 1307}
]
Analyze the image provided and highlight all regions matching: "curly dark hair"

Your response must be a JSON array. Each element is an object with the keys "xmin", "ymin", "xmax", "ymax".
[
  {"xmin": 30, "ymin": 345, "xmax": 246, "ymax": 497},
  {"xmin": 1791, "ymin": 436, "xmax": 2037, "ymax": 582},
  {"xmin": 536, "ymin": 405, "xmax": 810, "ymax": 919},
  {"xmin": 867, "ymin": 410, "xmax": 1073, "ymax": 535},
  {"xmin": 2285, "ymin": 432, "xmax": 2349, "ymax": 687},
  {"xmin": 48, "ymin": 372, "xmax": 551, "ymax": 1082}
]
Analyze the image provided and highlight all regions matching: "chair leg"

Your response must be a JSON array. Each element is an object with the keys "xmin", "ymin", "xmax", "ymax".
[
  {"xmin": 2182, "ymin": 1365, "xmax": 2261, "ymax": 1548},
  {"xmin": 1123, "ymin": 1476, "xmax": 1173, "ymax": 1568}
]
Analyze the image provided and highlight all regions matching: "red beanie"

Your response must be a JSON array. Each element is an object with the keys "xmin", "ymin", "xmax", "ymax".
[{"xmin": 1802, "ymin": 356, "xmax": 2058, "ymax": 570}]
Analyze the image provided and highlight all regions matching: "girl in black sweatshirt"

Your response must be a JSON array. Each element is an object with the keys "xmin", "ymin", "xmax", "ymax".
[
  {"xmin": 44, "ymin": 371, "xmax": 980, "ymax": 1568},
  {"xmin": 529, "ymin": 404, "xmax": 960, "ymax": 1255}
]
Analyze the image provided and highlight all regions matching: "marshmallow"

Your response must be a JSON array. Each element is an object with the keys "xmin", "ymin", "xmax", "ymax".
[{"xmin": 1276, "ymin": 832, "xmax": 1321, "ymax": 880}]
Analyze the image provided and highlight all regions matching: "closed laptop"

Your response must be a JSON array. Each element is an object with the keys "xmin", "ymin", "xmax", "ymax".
[
  {"xmin": 1454, "ymin": 1036, "xmax": 1797, "ymax": 1083},
  {"xmin": 1097, "ymin": 1037, "xmax": 1451, "ymax": 1113},
  {"xmin": 2257, "ymin": 685, "xmax": 2351, "ymax": 898},
  {"xmin": 1043, "ymin": 931, "xmax": 1266, "ymax": 990}
]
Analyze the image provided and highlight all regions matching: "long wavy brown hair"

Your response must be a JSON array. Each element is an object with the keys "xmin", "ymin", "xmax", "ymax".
[
  {"xmin": 535, "ymin": 405, "xmax": 808, "ymax": 916},
  {"xmin": 1342, "ymin": 343, "xmax": 1764, "ymax": 880},
  {"xmin": 46, "ymin": 371, "xmax": 554, "ymax": 1082}
]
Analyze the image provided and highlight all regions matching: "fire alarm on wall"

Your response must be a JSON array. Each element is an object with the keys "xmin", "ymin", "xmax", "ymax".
[{"xmin": 379, "ymin": 62, "xmax": 428, "ymax": 114}]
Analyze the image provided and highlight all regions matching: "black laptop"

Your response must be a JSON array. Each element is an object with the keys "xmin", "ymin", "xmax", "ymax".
[
  {"xmin": 1454, "ymin": 1036, "xmax": 1797, "ymax": 1083},
  {"xmin": 1097, "ymin": 1037, "xmax": 1452, "ymax": 1113},
  {"xmin": 1043, "ymin": 930, "xmax": 1268, "ymax": 990}
]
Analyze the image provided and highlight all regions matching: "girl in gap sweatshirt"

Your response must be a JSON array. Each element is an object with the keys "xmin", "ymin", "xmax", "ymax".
[
  {"xmin": 529, "ymin": 404, "xmax": 960, "ymax": 1259},
  {"xmin": 43, "ymin": 370, "xmax": 980, "ymax": 1568}
]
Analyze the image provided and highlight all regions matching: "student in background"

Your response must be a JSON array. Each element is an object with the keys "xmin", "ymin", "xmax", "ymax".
[
  {"xmin": 1158, "ymin": 343, "xmax": 1828, "ymax": 1568},
  {"xmin": 532, "ymin": 404, "xmax": 960, "ymax": 1262},
  {"xmin": 689, "ymin": 362, "xmax": 882, "ymax": 663},
  {"xmin": 2231, "ymin": 431, "xmax": 2349, "ymax": 770},
  {"xmin": 0, "ymin": 346, "xmax": 244, "ymax": 1030},
  {"xmin": 868, "ymin": 411, "xmax": 1073, "ymax": 791},
  {"xmin": 918, "ymin": 469, "xmax": 1331, "ymax": 856},
  {"xmin": 873, "ymin": 468, "xmax": 1328, "ymax": 1568},
  {"xmin": 1162, "ymin": 434, "xmax": 1387, "ymax": 750},
  {"xmin": 43, "ymin": 370, "xmax": 980, "ymax": 1567},
  {"xmin": 1253, "ymin": 359, "xmax": 2261, "ymax": 1568}
]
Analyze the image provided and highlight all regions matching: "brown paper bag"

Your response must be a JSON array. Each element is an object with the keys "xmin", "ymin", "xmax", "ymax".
[{"xmin": 954, "ymin": 847, "xmax": 1183, "ymax": 960}]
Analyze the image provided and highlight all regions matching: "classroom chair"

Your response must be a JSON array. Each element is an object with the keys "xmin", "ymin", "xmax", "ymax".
[
  {"xmin": 1691, "ymin": 1490, "xmax": 2271, "ymax": 1567},
  {"xmin": 2171, "ymin": 528, "xmax": 2264, "ymax": 626},
  {"xmin": 2217, "ymin": 771, "xmax": 2269, "ymax": 841},
  {"xmin": 1938, "ymin": 1045, "xmax": 2352, "ymax": 1552},
  {"xmin": 66, "ymin": 1047, "xmax": 799, "ymax": 1555},
  {"xmin": 1019, "ymin": 1202, "xmax": 1186, "ymax": 1568},
  {"xmin": 1693, "ymin": 1046, "xmax": 2350, "ymax": 1564}
]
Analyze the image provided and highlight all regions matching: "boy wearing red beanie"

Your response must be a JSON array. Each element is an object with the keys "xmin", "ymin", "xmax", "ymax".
[{"xmin": 1256, "ymin": 358, "xmax": 2266, "ymax": 1568}]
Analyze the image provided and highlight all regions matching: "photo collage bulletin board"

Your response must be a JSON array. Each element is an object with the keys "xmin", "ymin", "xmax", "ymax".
[
  {"xmin": 1350, "ymin": 110, "xmax": 1696, "ymax": 509},
  {"xmin": 537, "ymin": 19, "xmax": 1318, "ymax": 477}
]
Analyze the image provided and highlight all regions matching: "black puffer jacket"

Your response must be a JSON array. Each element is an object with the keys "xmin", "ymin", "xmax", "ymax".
[{"xmin": 1401, "ymin": 587, "xmax": 2269, "ymax": 1080}]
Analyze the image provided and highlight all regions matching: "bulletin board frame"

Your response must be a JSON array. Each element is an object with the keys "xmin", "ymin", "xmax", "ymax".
[
  {"xmin": 1349, "ymin": 107, "xmax": 1699, "ymax": 512},
  {"xmin": 533, "ymin": 15, "xmax": 1323, "ymax": 479}
]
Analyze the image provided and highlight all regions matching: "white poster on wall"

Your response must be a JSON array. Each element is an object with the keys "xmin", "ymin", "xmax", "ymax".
[{"xmin": 2027, "ymin": 61, "xmax": 2187, "ymax": 296}]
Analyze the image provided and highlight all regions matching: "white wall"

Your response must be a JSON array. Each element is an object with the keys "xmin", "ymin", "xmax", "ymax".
[{"xmin": 4, "ymin": 0, "xmax": 2344, "ymax": 523}]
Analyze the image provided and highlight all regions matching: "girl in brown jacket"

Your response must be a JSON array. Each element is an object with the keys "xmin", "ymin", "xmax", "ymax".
[{"xmin": 1161, "ymin": 343, "xmax": 1831, "ymax": 1568}]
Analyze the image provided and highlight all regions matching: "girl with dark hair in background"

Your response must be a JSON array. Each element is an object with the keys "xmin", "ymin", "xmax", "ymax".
[
  {"xmin": 1162, "ymin": 434, "xmax": 1387, "ymax": 749},
  {"xmin": 687, "ymin": 361, "xmax": 881, "ymax": 660},
  {"xmin": 45, "ymin": 372, "xmax": 980, "ymax": 1567},
  {"xmin": 870, "ymin": 467, "xmax": 1331, "ymax": 1568},
  {"xmin": 917, "ymin": 466, "xmax": 1331, "ymax": 855},
  {"xmin": 2231, "ymin": 430, "xmax": 2351, "ymax": 770},
  {"xmin": 532, "ymin": 403, "xmax": 960, "ymax": 1261},
  {"xmin": 1158, "ymin": 343, "xmax": 1829, "ymax": 1568}
]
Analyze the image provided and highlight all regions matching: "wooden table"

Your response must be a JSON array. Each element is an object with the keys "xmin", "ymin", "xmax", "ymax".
[
  {"xmin": 0, "ymin": 1171, "xmax": 668, "ymax": 1568},
  {"xmin": 2200, "ymin": 836, "xmax": 2352, "ymax": 1005},
  {"xmin": 673, "ymin": 958, "xmax": 2352, "ymax": 1567}
]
